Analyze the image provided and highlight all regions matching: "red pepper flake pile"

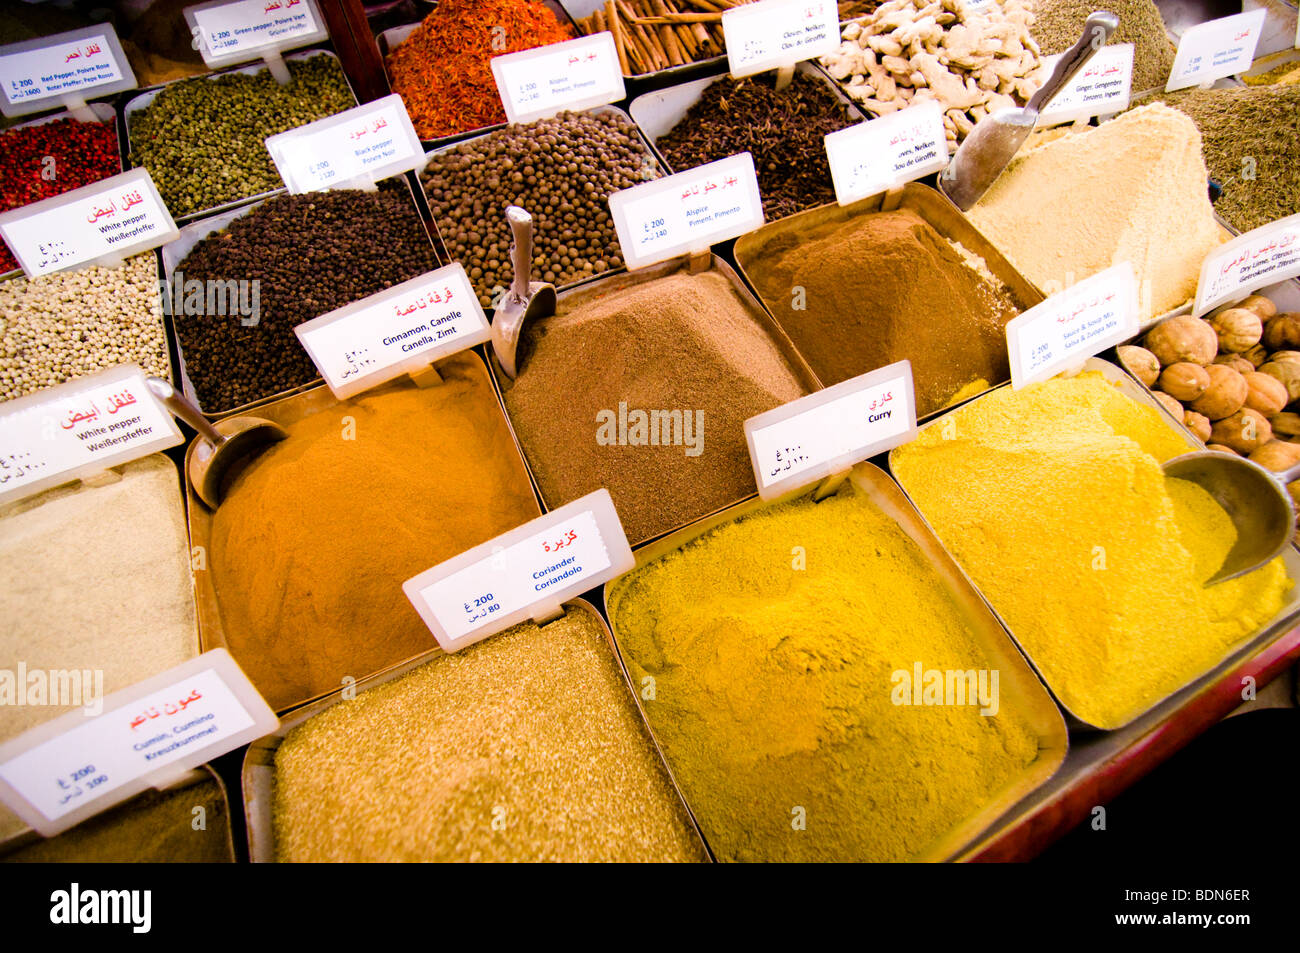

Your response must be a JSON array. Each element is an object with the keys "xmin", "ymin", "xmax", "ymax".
[
  {"xmin": 386, "ymin": 0, "xmax": 575, "ymax": 140},
  {"xmin": 0, "ymin": 118, "xmax": 120, "ymax": 274}
]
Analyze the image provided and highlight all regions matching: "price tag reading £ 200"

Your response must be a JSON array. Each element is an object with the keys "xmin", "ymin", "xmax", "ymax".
[
  {"xmin": 0, "ymin": 25, "xmax": 136, "ymax": 118},
  {"xmin": 491, "ymin": 33, "xmax": 625, "ymax": 124},
  {"xmin": 404, "ymin": 490, "xmax": 634, "ymax": 653},
  {"xmin": 1166, "ymin": 9, "xmax": 1265, "ymax": 91},
  {"xmin": 609, "ymin": 153, "xmax": 764, "ymax": 270},
  {"xmin": 185, "ymin": 0, "xmax": 328, "ymax": 69},
  {"xmin": 1193, "ymin": 214, "xmax": 1300, "ymax": 317}
]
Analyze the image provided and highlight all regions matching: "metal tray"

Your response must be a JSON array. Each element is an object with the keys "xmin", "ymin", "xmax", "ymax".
[
  {"xmin": 240, "ymin": 596, "xmax": 710, "ymax": 862},
  {"xmin": 886, "ymin": 356, "xmax": 1300, "ymax": 732},
  {"xmin": 601, "ymin": 459, "xmax": 1070, "ymax": 862},
  {"xmin": 732, "ymin": 180, "xmax": 1045, "ymax": 415},
  {"xmin": 159, "ymin": 173, "xmax": 439, "ymax": 420},
  {"xmin": 487, "ymin": 251, "xmax": 823, "ymax": 549},
  {"xmin": 184, "ymin": 349, "xmax": 541, "ymax": 714},
  {"xmin": 122, "ymin": 49, "xmax": 358, "ymax": 225}
]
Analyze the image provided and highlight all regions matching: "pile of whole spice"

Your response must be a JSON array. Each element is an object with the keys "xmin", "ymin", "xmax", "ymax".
[
  {"xmin": 821, "ymin": 0, "xmax": 1041, "ymax": 151},
  {"xmin": 421, "ymin": 110, "xmax": 659, "ymax": 308},
  {"xmin": 0, "ymin": 117, "xmax": 120, "ymax": 274},
  {"xmin": 1131, "ymin": 84, "xmax": 1300, "ymax": 234},
  {"xmin": 655, "ymin": 73, "xmax": 859, "ymax": 220},
  {"xmin": 208, "ymin": 355, "xmax": 540, "ymax": 711},
  {"xmin": 607, "ymin": 482, "xmax": 1042, "ymax": 861},
  {"xmin": 272, "ymin": 606, "xmax": 706, "ymax": 862},
  {"xmin": 739, "ymin": 207, "xmax": 1025, "ymax": 415},
  {"xmin": 500, "ymin": 269, "xmax": 811, "ymax": 545},
  {"xmin": 968, "ymin": 104, "xmax": 1223, "ymax": 323},
  {"xmin": 0, "ymin": 455, "xmax": 198, "ymax": 841},
  {"xmin": 127, "ymin": 55, "xmax": 355, "ymax": 217},
  {"xmin": 891, "ymin": 373, "xmax": 1294, "ymax": 729},
  {"xmin": 1027, "ymin": 0, "xmax": 1174, "ymax": 94},
  {"xmin": 4, "ymin": 776, "xmax": 232, "ymax": 863},
  {"xmin": 386, "ymin": 0, "xmax": 574, "ymax": 140},
  {"xmin": 0, "ymin": 255, "xmax": 170, "ymax": 403},
  {"xmin": 173, "ymin": 189, "xmax": 437, "ymax": 412}
]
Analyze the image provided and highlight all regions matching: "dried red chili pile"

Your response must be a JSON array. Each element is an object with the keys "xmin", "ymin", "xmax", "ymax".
[
  {"xmin": 386, "ymin": 0, "xmax": 575, "ymax": 140},
  {"xmin": 0, "ymin": 118, "xmax": 120, "ymax": 273}
]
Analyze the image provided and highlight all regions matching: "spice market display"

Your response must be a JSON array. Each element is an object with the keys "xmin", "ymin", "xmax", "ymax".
[{"xmin": 1, "ymin": 0, "xmax": 1299, "ymax": 871}]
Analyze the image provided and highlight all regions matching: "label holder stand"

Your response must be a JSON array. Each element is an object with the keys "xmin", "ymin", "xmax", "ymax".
[{"xmin": 263, "ymin": 48, "xmax": 292, "ymax": 85}]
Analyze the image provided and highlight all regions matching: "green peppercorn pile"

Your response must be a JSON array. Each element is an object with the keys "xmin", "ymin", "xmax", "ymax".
[
  {"xmin": 127, "ymin": 56, "xmax": 355, "ymax": 218},
  {"xmin": 420, "ymin": 111, "xmax": 661, "ymax": 309},
  {"xmin": 173, "ymin": 189, "xmax": 438, "ymax": 412}
]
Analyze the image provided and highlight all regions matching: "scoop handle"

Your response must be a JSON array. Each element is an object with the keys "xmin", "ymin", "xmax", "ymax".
[
  {"xmin": 508, "ymin": 206, "xmax": 534, "ymax": 300},
  {"xmin": 1026, "ymin": 10, "xmax": 1120, "ymax": 114},
  {"xmin": 146, "ymin": 377, "xmax": 225, "ymax": 447}
]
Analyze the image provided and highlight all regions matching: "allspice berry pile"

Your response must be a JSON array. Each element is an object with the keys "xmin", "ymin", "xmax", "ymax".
[
  {"xmin": 421, "ymin": 111, "xmax": 660, "ymax": 308},
  {"xmin": 127, "ymin": 56, "xmax": 355, "ymax": 218},
  {"xmin": 173, "ymin": 190, "xmax": 438, "ymax": 412}
]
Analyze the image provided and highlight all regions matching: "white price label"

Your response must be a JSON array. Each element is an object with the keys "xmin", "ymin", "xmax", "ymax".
[
  {"xmin": 825, "ymin": 103, "xmax": 946, "ymax": 206},
  {"xmin": 609, "ymin": 153, "xmax": 764, "ymax": 270},
  {"xmin": 746, "ymin": 362, "xmax": 917, "ymax": 500},
  {"xmin": 185, "ymin": 0, "xmax": 327, "ymax": 68},
  {"xmin": 0, "ymin": 168, "xmax": 177, "ymax": 278},
  {"xmin": 1194, "ymin": 214, "xmax": 1300, "ymax": 317},
  {"xmin": 296, "ymin": 263, "xmax": 490, "ymax": 399},
  {"xmin": 0, "ymin": 365, "xmax": 183, "ymax": 506},
  {"xmin": 404, "ymin": 490, "xmax": 634, "ymax": 652},
  {"xmin": 1006, "ymin": 262, "xmax": 1139, "ymax": 389},
  {"xmin": 1167, "ymin": 10, "xmax": 1266, "ymax": 91},
  {"xmin": 0, "ymin": 26, "xmax": 135, "ymax": 117},
  {"xmin": 265, "ymin": 94, "xmax": 425, "ymax": 193},
  {"xmin": 491, "ymin": 33, "xmax": 626, "ymax": 124},
  {"xmin": 0, "ymin": 650, "xmax": 277, "ymax": 837},
  {"xmin": 1036, "ymin": 43, "xmax": 1133, "ymax": 126},
  {"xmin": 723, "ymin": 0, "xmax": 838, "ymax": 78}
]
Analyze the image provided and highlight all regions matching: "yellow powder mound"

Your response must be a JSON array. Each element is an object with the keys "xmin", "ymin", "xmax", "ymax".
[
  {"xmin": 891, "ymin": 374, "xmax": 1293, "ymax": 729},
  {"xmin": 968, "ymin": 104, "xmax": 1222, "ymax": 323}
]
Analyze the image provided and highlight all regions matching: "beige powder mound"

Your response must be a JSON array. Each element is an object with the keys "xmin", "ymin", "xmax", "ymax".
[{"xmin": 968, "ymin": 104, "xmax": 1222, "ymax": 322}]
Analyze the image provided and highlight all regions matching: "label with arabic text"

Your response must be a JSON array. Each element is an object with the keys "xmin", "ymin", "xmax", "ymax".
[
  {"xmin": 0, "ymin": 26, "xmax": 135, "ymax": 117},
  {"xmin": 746, "ymin": 361, "xmax": 916, "ymax": 499},
  {"xmin": 0, "ymin": 650, "xmax": 277, "ymax": 837},
  {"xmin": 723, "ymin": 0, "xmax": 838, "ymax": 77},
  {"xmin": 824, "ymin": 103, "xmax": 946, "ymax": 206},
  {"xmin": 185, "ymin": 0, "xmax": 327, "ymax": 68},
  {"xmin": 1006, "ymin": 261, "xmax": 1139, "ymax": 388},
  {"xmin": 491, "ymin": 33, "xmax": 625, "ymax": 124},
  {"xmin": 295, "ymin": 263, "xmax": 489, "ymax": 399},
  {"xmin": 265, "ymin": 95, "xmax": 425, "ymax": 193},
  {"xmin": 1167, "ymin": 9, "xmax": 1265, "ymax": 91},
  {"xmin": 405, "ymin": 490, "xmax": 634, "ymax": 652},
  {"xmin": 609, "ymin": 153, "xmax": 763, "ymax": 270},
  {"xmin": 1036, "ymin": 43, "xmax": 1133, "ymax": 126},
  {"xmin": 0, "ymin": 365, "xmax": 182, "ymax": 507},
  {"xmin": 0, "ymin": 168, "xmax": 177, "ymax": 278},
  {"xmin": 1194, "ymin": 214, "xmax": 1300, "ymax": 317}
]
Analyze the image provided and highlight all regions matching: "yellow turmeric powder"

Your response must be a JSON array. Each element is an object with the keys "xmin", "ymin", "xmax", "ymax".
[
  {"xmin": 607, "ymin": 484, "xmax": 1042, "ymax": 862},
  {"xmin": 890, "ymin": 373, "xmax": 1294, "ymax": 729}
]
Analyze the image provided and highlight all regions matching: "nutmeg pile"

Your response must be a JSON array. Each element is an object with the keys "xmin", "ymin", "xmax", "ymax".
[{"xmin": 1119, "ymin": 293, "xmax": 1300, "ymax": 477}]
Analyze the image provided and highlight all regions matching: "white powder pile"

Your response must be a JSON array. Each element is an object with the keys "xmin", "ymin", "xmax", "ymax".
[{"xmin": 968, "ymin": 103, "xmax": 1222, "ymax": 322}]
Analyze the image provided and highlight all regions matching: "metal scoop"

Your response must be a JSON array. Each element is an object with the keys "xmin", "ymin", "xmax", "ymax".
[
  {"xmin": 1163, "ymin": 450, "xmax": 1300, "ymax": 585},
  {"xmin": 939, "ymin": 10, "xmax": 1120, "ymax": 211},
  {"xmin": 492, "ymin": 206, "xmax": 557, "ymax": 379},
  {"xmin": 146, "ymin": 377, "xmax": 287, "ymax": 509}
]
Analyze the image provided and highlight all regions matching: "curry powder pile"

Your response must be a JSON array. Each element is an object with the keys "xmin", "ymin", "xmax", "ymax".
[
  {"xmin": 891, "ymin": 374, "xmax": 1294, "ymax": 729},
  {"xmin": 607, "ymin": 484, "xmax": 1042, "ymax": 862}
]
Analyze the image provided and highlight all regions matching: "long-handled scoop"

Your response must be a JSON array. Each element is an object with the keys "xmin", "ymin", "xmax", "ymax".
[
  {"xmin": 939, "ymin": 10, "xmax": 1120, "ymax": 211},
  {"xmin": 146, "ymin": 377, "xmax": 287, "ymax": 509},
  {"xmin": 492, "ymin": 206, "xmax": 557, "ymax": 379},
  {"xmin": 1163, "ymin": 450, "xmax": 1300, "ymax": 585}
]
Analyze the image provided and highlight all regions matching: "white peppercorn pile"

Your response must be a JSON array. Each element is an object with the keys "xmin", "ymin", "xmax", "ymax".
[
  {"xmin": 421, "ymin": 111, "xmax": 660, "ymax": 309},
  {"xmin": 0, "ymin": 254, "xmax": 169, "ymax": 402},
  {"xmin": 173, "ymin": 189, "xmax": 438, "ymax": 412}
]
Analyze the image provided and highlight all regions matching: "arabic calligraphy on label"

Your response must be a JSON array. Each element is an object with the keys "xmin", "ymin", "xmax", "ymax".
[
  {"xmin": 186, "ymin": 0, "xmax": 325, "ymax": 66},
  {"xmin": 1166, "ymin": 9, "xmax": 1265, "ymax": 91},
  {"xmin": 0, "ymin": 29, "xmax": 127, "ymax": 112},
  {"xmin": 1194, "ymin": 215, "xmax": 1300, "ymax": 317},
  {"xmin": 722, "ymin": 0, "xmax": 839, "ymax": 77},
  {"xmin": 1036, "ymin": 43, "xmax": 1133, "ymax": 125},
  {"xmin": 491, "ymin": 32, "xmax": 625, "ymax": 124},
  {"xmin": 824, "ymin": 102, "xmax": 946, "ymax": 205}
]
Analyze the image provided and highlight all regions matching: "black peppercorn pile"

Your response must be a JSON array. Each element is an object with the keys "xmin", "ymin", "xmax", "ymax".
[
  {"xmin": 174, "ymin": 190, "xmax": 437, "ymax": 412},
  {"xmin": 421, "ymin": 111, "xmax": 660, "ymax": 309},
  {"xmin": 656, "ymin": 73, "xmax": 859, "ymax": 220}
]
